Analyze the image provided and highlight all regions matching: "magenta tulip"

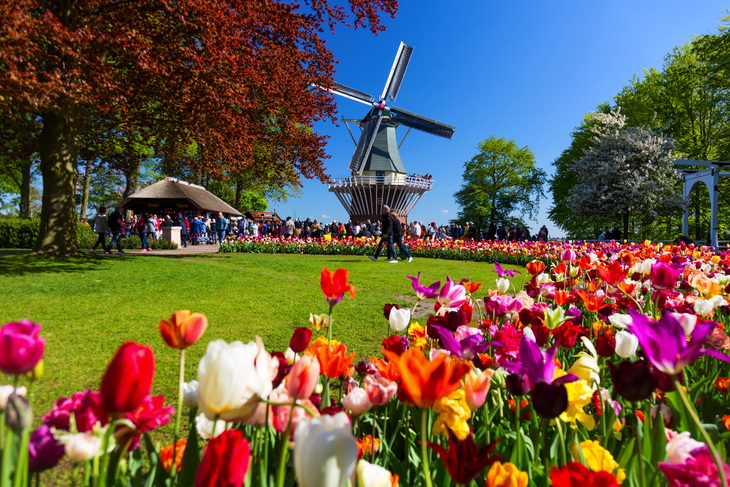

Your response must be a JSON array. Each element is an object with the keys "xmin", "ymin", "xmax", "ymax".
[
  {"xmin": 650, "ymin": 262, "xmax": 683, "ymax": 290},
  {"xmin": 0, "ymin": 320, "xmax": 45, "ymax": 375}
]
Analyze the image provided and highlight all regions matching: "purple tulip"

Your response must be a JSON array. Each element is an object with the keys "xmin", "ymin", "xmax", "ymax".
[
  {"xmin": 502, "ymin": 338, "xmax": 579, "ymax": 387},
  {"xmin": 628, "ymin": 308, "xmax": 730, "ymax": 375},
  {"xmin": 406, "ymin": 272, "xmax": 441, "ymax": 300},
  {"xmin": 650, "ymin": 262, "xmax": 683, "ymax": 290},
  {"xmin": 0, "ymin": 321, "xmax": 45, "ymax": 375},
  {"xmin": 28, "ymin": 425, "xmax": 64, "ymax": 472},
  {"xmin": 431, "ymin": 325, "xmax": 503, "ymax": 360},
  {"xmin": 493, "ymin": 261, "xmax": 521, "ymax": 278},
  {"xmin": 565, "ymin": 306, "xmax": 583, "ymax": 326}
]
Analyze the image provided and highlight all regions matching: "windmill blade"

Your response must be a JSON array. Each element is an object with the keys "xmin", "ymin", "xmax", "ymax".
[
  {"xmin": 381, "ymin": 42, "xmax": 414, "ymax": 102},
  {"xmin": 389, "ymin": 106, "xmax": 455, "ymax": 139},
  {"xmin": 348, "ymin": 113, "xmax": 383, "ymax": 174},
  {"xmin": 325, "ymin": 82, "xmax": 374, "ymax": 106}
]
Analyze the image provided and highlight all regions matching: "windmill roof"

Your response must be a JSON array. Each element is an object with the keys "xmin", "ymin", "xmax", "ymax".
[{"xmin": 120, "ymin": 179, "xmax": 242, "ymax": 216}]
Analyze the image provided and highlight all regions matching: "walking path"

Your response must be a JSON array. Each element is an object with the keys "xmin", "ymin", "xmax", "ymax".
[{"xmin": 93, "ymin": 244, "xmax": 223, "ymax": 257}]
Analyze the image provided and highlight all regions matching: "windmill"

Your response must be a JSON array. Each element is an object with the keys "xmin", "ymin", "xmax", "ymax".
[{"xmin": 324, "ymin": 42, "xmax": 455, "ymax": 223}]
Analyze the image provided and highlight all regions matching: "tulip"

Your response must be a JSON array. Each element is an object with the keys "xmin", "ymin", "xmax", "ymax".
[
  {"xmin": 321, "ymin": 266, "xmax": 356, "ymax": 306},
  {"xmin": 195, "ymin": 413, "xmax": 230, "ymax": 440},
  {"xmin": 560, "ymin": 248, "xmax": 577, "ymax": 265},
  {"xmin": 650, "ymin": 261, "xmax": 683, "ymax": 290},
  {"xmin": 308, "ymin": 336, "xmax": 356, "ymax": 378},
  {"xmin": 694, "ymin": 299, "xmax": 714, "ymax": 317},
  {"xmin": 309, "ymin": 313, "xmax": 329, "ymax": 331},
  {"xmin": 505, "ymin": 373, "xmax": 530, "ymax": 396},
  {"xmin": 670, "ymin": 313, "xmax": 698, "ymax": 336},
  {"xmin": 608, "ymin": 360, "xmax": 654, "ymax": 402},
  {"xmin": 197, "ymin": 338, "xmax": 274, "ymax": 422},
  {"xmin": 343, "ymin": 387, "xmax": 373, "ymax": 416},
  {"xmin": 63, "ymin": 432, "xmax": 102, "ymax": 463},
  {"xmin": 526, "ymin": 260, "xmax": 546, "ymax": 276},
  {"xmin": 428, "ymin": 431, "xmax": 503, "ymax": 485},
  {"xmin": 287, "ymin": 354, "xmax": 320, "ymax": 400},
  {"xmin": 183, "ymin": 380, "xmax": 199, "ymax": 408},
  {"xmin": 160, "ymin": 439, "xmax": 187, "ymax": 474},
  {"xmin": 363, "ymin": 374, "xmax": 397, "ymax": 406},
  {"xmin": 614, "ymin": 331, "xmax": 638, "ymax": 358},
  {"xmin": 544, "ymin": 307, "xmax": 567, "ymax": 330},
  {"xmin": 289, "ymin": 327, "xmax": 313, "ymax": 353},
  {"xmin": 464, "ymin": 369, "xmax": 494, "ymax": 410},
  {"xmin": 270, "ymin": 386, "xmax": 318, "ymax": 438},
  {"xmin": 355, "ymin": 460, "xmax": 398, "ymax": 487},
  {"xmin": 0, "ymin": 385, "xmax": 26, "ymax": 410},
  {"xmin": 595, "ymin": 334, "xmax": 616, "ymax": 358},
  {"xmin": 294, "ymin": 412, "xmax": 358, "ymax": 487},
  {"xmin": 158, "ymin": 310, "xmax": 208, "ymax": 350},
  {"xmin": 0, "ymin": 320, "xmax": 45, "ymax": 376},
  {"xmin": 486, "ymin": 461, "xmax": 528, "ymax": 487},
  {"xmin": 194, "ymin": 430, "xmax": 251, "ymax": 487},
  {"xmin": 608, "ymin": 313, "xmax": 632, "ymax": 328},
  {"xmin": 493, "ymin": 262, "xmax": 520, "ymax": 278},
  {"xmin": 389, "ymin": 307, "xmax": 411, "ymax": 333},
  {"xmin": 438, "ymin": 276, "xmax": 468, "ymax": 310},
  {"xmin": 496, "ymin": 278, "xmax": 510, "ymax": 294},
  {"xmin": 407, "ymin": 272, "xmax": 441, "ymax": 299},
  {"xmin": 665, "ymin": 432, "xmax": 705, "ymax": 464},
  {"xmin": 550, "ymin": 462, "xmax": 619, "ymax": 487},
  {"xmin": 100, "ymin": 342, "xmax": 155, "ymax": 415},
  {"xmin": 28, "ymin": 425, "xmax": 64, "ymax": 472}
]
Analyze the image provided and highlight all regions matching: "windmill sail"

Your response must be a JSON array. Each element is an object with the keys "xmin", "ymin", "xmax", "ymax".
[
  {"xmin": 389, "ymin": 106, "xmax": 455, "ymax": 139},
  {"xmin": 348, "ymin": 116, "xmax": 380, "ymax": 172},
  {"xmin": 382, "ymin": 43, "xmax": 414, "ymax": 102},
  {"xmin": 329, "ymin": 82, "xmax": 374, "ymax": 105}
]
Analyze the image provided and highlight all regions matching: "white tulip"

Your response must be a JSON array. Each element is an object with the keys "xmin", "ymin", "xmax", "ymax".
[
  {"xmin": 63, "ymin": 432, "xmax": 102, "ymax": 463},
  {"xmin": 355, "ymin": 460, "xmax": 397, "ymax": 487},
  {"xmin": 294, "ymin": 412, "xmax": 358, "ymax": 487},
  {"xmin": 569, "ymin": 337, "xmax": 600, "ymax": 387},
  {"xmin": 388, "ymin": 308, "xmax": 410, "ymax": 333},
  {"xmin": 342, "ymin": 387, "xmax": 373, "ymax": 416},
  {"xmin": 195, "ymin": 413, "xmax": 230, "ymax": 439},
  {"xmin": 711, "ymin": 295, "xmax": 728, "ymax": 308},
  {"xmin": 670, "ymin": 313, "xmax": 697, "ymax": 336},
  {"xmin": 536, "ymin": 273, "xmax": 550, "ymax": 285},
  {"xmin": 496, "ymin": 278, "xmax": 510, "ymax": 294},
  {"xmin": 639, "ymin": 258, "xmax": 655, "ymax": 275},
  {"xmin": 665, "ymin": 432, "xmax": 705, "ymax": 464},
  {"xmin": 608, "ymin": 314, "xmax": 632, "ymax": 329},
  {"xmin": 614, "ymin": 331, "xmax": 638, "ymax": 358},
  {"xmin": 522, "ymin": 326, "xmax": 536, "ymax": 343},
  {"xmin": 182, "ymin": 380, "xmax": 199, "ymax": 409},
  {"xmin": 285, "ymin": 347, "xmax": 300, "ymax": 366},
  {"xmin": 0, "ymin": 386, "xmax": 26, "ymax": 410},
  {"xmin": 197, "ymin": 337, "xmax": 274, "ymax": 422},
  {"xmin": 694, "ymin": 299, "xmax": 714, "ymax": 317}
]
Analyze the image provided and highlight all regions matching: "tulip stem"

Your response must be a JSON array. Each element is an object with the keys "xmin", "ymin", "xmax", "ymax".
[
  {"xmin": 634, "ymin": 404, "xmax": 646, "ymax": 487},
  {"xmin": 275, "ymin": 403, "xmax": 296, "ymax": 487},
  {"xmin": 326, "ymin": 303, "xmax": 334, "ymax": 343},
  {"xmin": 370, "ymin": 409, "xmax": 376, "ymax": 464},
  {"xmin": 171, "ymin": 348, "xmax": 185, "ymax": 482},
  {"xmin": 70, "ymin": 465, "xmax": 79, "ymax": 487},
  {"xmin": 673, "ymin": 378, "xmax": 728, "ymax": 487},
  {"xmin": 420, "ymin": 409, "xmax": 433, "ymax": 487}
]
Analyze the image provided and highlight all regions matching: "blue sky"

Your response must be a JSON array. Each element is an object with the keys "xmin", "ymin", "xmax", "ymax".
[{"xmin": 274, "ymin": 0, "xmax": 726, "ymax": 236}]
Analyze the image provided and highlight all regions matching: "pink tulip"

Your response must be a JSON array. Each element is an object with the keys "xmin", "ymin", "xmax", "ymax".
[
  {"xmin": 463, "ymin": 369, "xmax": 494, "ymax": 410},
  {"xmin": 270, "ymin": 388, "xmax": 318, "ymax": 439},
  {"xmin": 363, "ymin": 375, "xmax": 397, "ymax": 406},
  {"xmin": 438, "ymin": 276, "xmax": 467, "ymax": 310},
  {"xmin": 286, "ymin": 355, "xmax": 320, "ymax": 400},
  {"xmin": 560, "ymin": 248, "xmax": 577, "ymax": 265},
  {"xmin": 0, "ymin": 321, "xmax": 45, "ymax": 376}
]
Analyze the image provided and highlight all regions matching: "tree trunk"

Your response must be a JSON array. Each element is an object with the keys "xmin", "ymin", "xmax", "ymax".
[
  {"xmin": 79, "ymin": 159, "xmax": 91, "ymax": 221},
  {"xmin": 123, "ymin": 162, "xmax": 140, "ymax": 199},
  {"xmin": 18, "ymin": 161, "xmax": 32, "ymax": 219},
  {"xmin": 235, "ymin": 178, "xmax": 243, "ymax": 211},
  {"xmin": 34, "ymin": 112, "xmax": 80, "ymax": 256},
  {"xmin": 623, "ymin": 211, "xmax": 629, "ymax": 241}
]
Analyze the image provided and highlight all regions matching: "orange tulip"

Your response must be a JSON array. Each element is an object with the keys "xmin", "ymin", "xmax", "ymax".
[
  {"xmin": 160, "ymin": 439, "xmax": 187, "ymax": 473},
  {"xmin": 462, "ymin": 280, "xmax": 482, "ymax": 294},
  {"xmin": 526, "ymin": 260, "xmax": 546, "ymax": 276},
  {"xmin": 321, "ymin": 266, "xmax": 356, "ymax": 305},
  {"xmin": 158, "ymin": 310, "xmax": 208, "ymax": 350},
  {"xmin": 575, "ymin": 290, "xmax": 615, "ymax": 314},
  {"xmin": 308, "ymin": 336, "xmax": 355, "ymax": 378},
  {"xmin": 383, "ymin": 348, "xmax": 470, "ymax": 409},
  {"xmin": 554, "ymin": 289, "xmax": 573, "ymax": 306}
]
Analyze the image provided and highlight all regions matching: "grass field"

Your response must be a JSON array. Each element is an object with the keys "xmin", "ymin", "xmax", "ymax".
[{"xmin": 0, "ymin": 252, "xmax": 524, "ymax": 430}]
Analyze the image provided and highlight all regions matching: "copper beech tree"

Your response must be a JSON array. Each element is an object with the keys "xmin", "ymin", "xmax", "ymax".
[{"xmin": 0, "ymin": 0, "xmax": 397, "ymax": 255}]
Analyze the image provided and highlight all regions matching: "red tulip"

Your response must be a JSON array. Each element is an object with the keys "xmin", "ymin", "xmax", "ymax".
[
  {"xmin": 428, "ymin": 431, "xmax": 503, "ymax": 485},
  {"xmin": 0, "ymin": 320, "xmax": 45, "ymax": 375},
  {"xmin": 650, "ymin": 261, "xmax": 683, "ymax": 291},
  {"xmin": 320, "ymin": 266, "xmax": 356, "ymax": 305},
  {"xmin": 100, "ymin": 342, "xmax": 155, "ymax": 415},
  {"xmin": 550, "ymin": 461, "xmax": 619, "ymax": 487},
  {"xmin": 595, "ymin": 261, "xmax": 629, "ymax": 288},
  {"xmin": 194, "ymin": 429, "xmax": 251, "ymax": 487},
  {"xmin": 289, "ymin": 327, "xmax": 313, "ymax": 353},
  {"xmin": 158, "ymin": 310, "xmax": 208, "ymax": 350}
]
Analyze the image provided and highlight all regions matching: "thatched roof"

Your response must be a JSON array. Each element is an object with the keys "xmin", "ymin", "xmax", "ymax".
[{"xmin": 120, "ymin": 178, "xmax": 242, "ymax": 216}]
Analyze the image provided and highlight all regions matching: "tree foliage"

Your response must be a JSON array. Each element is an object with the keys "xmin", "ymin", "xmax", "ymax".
[
  {"xmin": 454, "ymin": 136, "xmax": 546, "ymax": 230},
  {"xmin": 0, "ymin": 0, "xmax": 398, "ymax": 254}
]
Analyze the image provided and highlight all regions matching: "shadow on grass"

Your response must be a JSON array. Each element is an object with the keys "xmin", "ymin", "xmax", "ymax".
[{"xmin": 0, "ymin": 253, "xmax": 118, "ymax": 276}]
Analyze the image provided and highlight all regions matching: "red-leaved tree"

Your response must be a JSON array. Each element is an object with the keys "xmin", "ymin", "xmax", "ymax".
[{"xmin": 0, "ymin": 0, "xmax": 397, "ymax": 255}]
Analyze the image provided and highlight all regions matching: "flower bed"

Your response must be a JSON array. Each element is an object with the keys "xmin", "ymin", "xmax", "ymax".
[{"xmin": 2, "ymin": 242, "xmax": 730, "ymax": 487}]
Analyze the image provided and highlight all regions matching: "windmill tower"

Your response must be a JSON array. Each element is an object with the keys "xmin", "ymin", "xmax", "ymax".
[{"xmin": 325, "ymin": 43, "xmax": 455, "ymax": 223}]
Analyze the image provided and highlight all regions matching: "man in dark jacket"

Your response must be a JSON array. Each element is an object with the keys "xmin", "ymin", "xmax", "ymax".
[
  {"xmin": 105, "ymin": 206, "xmax": 125, "ymax": 254},
  {"xmin": 390, "ymin": 211, "xmax": 412, "ymax": 262},
  {"xmin": 496, "ymin": 223, "xmax": 508, "ymax": 241},
  {"xmin": 369, "ymin": 205, "xmax": 397, "ymax": 263}
]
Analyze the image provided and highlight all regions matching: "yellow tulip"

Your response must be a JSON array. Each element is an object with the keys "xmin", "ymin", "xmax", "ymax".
[{"xmin": 486, "ymin": 461, "xmax": 528, "ymax": 487}]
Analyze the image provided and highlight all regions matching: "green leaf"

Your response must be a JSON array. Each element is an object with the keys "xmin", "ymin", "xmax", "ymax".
[
  {"xmin": 649, "ymin": 407, "xmax": 667, "ymax": 467},
  {"xmin": 616, "ymin": 438, "xmax": 635, "ymax": 471},
  {"xmin": 178, "ymin": 414, "xmax": 201, "ymax": 487}
]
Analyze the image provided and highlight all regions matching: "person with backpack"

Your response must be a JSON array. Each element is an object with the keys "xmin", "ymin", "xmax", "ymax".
[
  {"xmin": 368, "ymin": 205, "xmax": 398, "ymax": 263},
  {"xmin": 91, "ymin": 206, "xmax": 108, "ymax": 253},
  {"xmin": 106, "ymin": 206, "xmax": 125, "ymax": 254},
  {"xmin": 138, "ymin": 213, "xmax": 152, "ymax": 252},
  {"xmin": 216, "ymin": 212, "xmax": 228, "ymax": 244},
  {"xmin": 390, "ymin": 211, "xmax": 413, "ymax": 263}
]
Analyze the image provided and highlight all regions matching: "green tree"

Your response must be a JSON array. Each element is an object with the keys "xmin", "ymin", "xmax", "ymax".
[{"xmin": 454, "ymin": 136, "xmax": 546, "ymax": 230}]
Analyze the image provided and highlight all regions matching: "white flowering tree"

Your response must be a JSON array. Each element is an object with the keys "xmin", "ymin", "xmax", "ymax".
[{"xmin": 569, "ymin": 109, "xmax": 686, "ymax": 238}]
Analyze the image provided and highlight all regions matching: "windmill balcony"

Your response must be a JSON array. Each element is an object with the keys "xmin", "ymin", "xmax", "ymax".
[{"xmin": 327, "ymin": 175, "xmax": 434, "ymax": 190}]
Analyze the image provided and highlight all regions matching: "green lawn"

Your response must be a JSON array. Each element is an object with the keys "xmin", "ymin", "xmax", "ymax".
[{"xmin": 0, "ymin": 252, "xmax": 523, "ymax": 425}]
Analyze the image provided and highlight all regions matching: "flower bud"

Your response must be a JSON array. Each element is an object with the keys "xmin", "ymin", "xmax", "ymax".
[
  {"xmin": 496, "ymin": 278, "xmax": 510, "ymax": 294},
  {"xmin": 289, "ymin": 327, "xmax": 313, "ymax": 354},
  {"xmin": 26, "ymin": 360, "xmax": 43, "ymax": 381},
  {"xmin": 614, "ymin": 331, "xmax": 638, "ymax": 358},
  {"xmin": 286, "ymin": 354, "xmax": 320, "ymax": 400},
  {"xmin": 182, "ymin": 380, "xmax": 199, "ymax": 409},
  {"xmin": 6, "ymin": 393, "xmax": 32, "ymax": 432},
  {"xmin": 63, "ymin": 432, "xmax": 102, "ymax": 463}
]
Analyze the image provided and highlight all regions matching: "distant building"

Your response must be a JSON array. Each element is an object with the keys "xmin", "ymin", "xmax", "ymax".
[
  {"xmin": 120, "ymin": 178, "xmax": 242, "ymax": 218},
  {"xmin": 245, "ymin": 211, "xmax": 281, "ymax": 223}
]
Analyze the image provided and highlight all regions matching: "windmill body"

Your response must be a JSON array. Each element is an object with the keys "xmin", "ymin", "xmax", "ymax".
[{"xmin": 324, "ymin": 43, "xmax": 455, "ymax": 223}]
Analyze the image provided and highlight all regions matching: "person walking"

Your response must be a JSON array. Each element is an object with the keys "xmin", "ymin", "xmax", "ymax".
[
  {"xmin": 215, "ymin": 212, "xmax": 228, "ymax": 244},
  {"xmin": 390, "ymin": 211, "xmax": 413, "ymax": 263},
  {"xmin": 369, "ymin": 205, "xmax": 397, "ymax": 263},
  {"xmin": 177, "ymin": 214, "xmax": 189, "ymax": 247},
  {"xmin": 106, "ymin": 206, "xmax": 125, "ymax": 254},
  {"xmin": 283, "ymin": 216, "xmax": 295, "ymax": 238},
  {"xmin": 137, "ymin": 213, "xmax": 151, "ymax": 252},
  {"xmin": 91, "ymin": 206, "xmax": 108, "ymax": 253},
  {"xmin": 496, "ymin": 222, "xmax": 507, "ymax": 241}
]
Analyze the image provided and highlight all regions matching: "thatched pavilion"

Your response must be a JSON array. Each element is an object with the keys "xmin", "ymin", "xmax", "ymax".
[{"xmin": 120, "ymin": 178, "xmax": 242, "ymax": 218}]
